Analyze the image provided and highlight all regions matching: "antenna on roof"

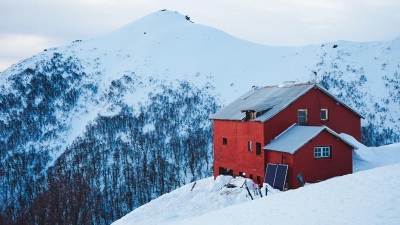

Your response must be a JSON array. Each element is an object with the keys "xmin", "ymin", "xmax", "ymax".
[{"xmin": 313, "ymin": 71, "xmax": 317, "ymax": 85}]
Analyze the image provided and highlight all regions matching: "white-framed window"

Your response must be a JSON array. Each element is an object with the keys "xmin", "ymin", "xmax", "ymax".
[
  {"xmin": 321, "ymin": 108, "xmax": 328, "ymax": 121},
  {"xmin": 248, "ymin": 141, "xmax": 252, "ymax": 151},
  {"xmin": 298, "ymin": 109, "xmax": 308, "ymax": 125},
  {"xmin": 314, "ymin": 146, "xmax": 331, "ymax": 158}
]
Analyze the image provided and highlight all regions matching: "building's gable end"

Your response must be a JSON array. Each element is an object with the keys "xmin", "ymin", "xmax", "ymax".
[{"xmin": 316, "ymin": 85, "xmax": 364, "ymax": 119}]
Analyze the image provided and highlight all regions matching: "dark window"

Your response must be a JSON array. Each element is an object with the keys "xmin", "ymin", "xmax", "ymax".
[
  {"xmin": 248, "ymin": 141, "xmax": 252, "ymax": 151},
  {"xmin": 219, "ymin": 167, "xmax": 233, "ymax": 176},
  {"xmin": 298, "ymin": 109, "xmax": 308, "ymax": 125},
  {"xmin": 256, "ymin": 142, "xmax": 262, "ymax": 155},
  {"xmin": 321, "ymin": 108, "xmax": 328, "ymax": 120},
  {"xmin": 257, "ymin": 176, "xmax": 261, "ymax": 185},
  {"xmin": 249, "ymin": 174, "xmax": 253, "ymax": 180},
  {"xmin": 314, "ymin": 146, "xmax": 331, "ymax": 158},
  {"xmin": 223, "ymin": 138, "xmax": 227, "ymax": 145}
]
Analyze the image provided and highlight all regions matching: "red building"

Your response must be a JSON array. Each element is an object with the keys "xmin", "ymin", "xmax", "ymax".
[{"xmin": 210, "ymin": 83, "xmax": 363, "ymax": 189}]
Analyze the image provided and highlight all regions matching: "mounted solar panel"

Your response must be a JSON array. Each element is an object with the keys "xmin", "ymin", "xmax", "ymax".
[
  {"xmin": 264, "ymin": 163, "xmax": 288, "ymax": 191},
  {"xmin": 273, "ymin": 164, "xmax": 288, "ymax": 191},
  {"xmin": 264, "ymin": 163, "xmax": 278, "ymax": 187}
]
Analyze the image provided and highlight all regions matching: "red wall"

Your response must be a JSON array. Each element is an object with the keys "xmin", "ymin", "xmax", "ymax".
[
  {"xmin": 213, "ymin": 120, "xmax": 265, "ymax": 182},
  {"xmin": 294, "ymin": 131, "xmax": 352, "ymax": 188}
]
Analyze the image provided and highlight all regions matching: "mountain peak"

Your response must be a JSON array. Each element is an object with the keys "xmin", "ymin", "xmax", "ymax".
[
  {"xmin": 88, "ymin": 9, "xmax": 198, "ymax": 50},
  {"xmin": 105, "ymin": 9, "xmax": 193, "ymax": 37},
  {"xmin": 133, "ymin": 9, "xmax": 193, "ymax": 25}
]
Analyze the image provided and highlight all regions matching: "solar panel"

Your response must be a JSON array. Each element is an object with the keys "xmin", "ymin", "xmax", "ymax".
[
  {"xmin": 264, "ymin": 163, "xmax": 278, "ymax": 186},
  {"xmin": 273, "ymin": 164, "xmax": 288, "ymax": 191}
]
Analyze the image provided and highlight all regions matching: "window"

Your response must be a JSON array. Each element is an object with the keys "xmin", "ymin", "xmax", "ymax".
[
  {"xmin": 223, "ymin": 138, "xmax": 227, "ymax": 145},
  {"xmin": 248, "ymin": 141, "xmax": 252, "ymax": 151},
  {"xmin": 219, "ymin": 167, "xmax": 233, "ymax": 176},
  {"xmin": 321, "ymin": 108, "xmax": 328, "ymax": 120},
  {"xmin": 314, "ymin": 146, "xmax": 331, "ymax": 158},
  {"xmin": 239, "ymin": 172, "xmax": 246, "ymax": 178},
  {"xmin": 298, "ymin": 109, "xmax": 308, "ymax": 125},
  {"xmin": 256, "ymin": 142, "xmax": 262, "ymax": 155}
]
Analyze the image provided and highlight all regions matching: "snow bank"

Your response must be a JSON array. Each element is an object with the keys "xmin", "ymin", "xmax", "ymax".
[
  {"xmin": 340, "ymin": 133, "xmax": 400, "ymax": 172},
  {"xmin": 168, "ymin": 163, "xmax": 400, "ymax": 225},
  {"xmin": 113, "ymin": 141, "xmax": 400, "ymax": 225},
  {"xmin": 112, "ymin": 176, "xmax": 281, "ymax": 225}
]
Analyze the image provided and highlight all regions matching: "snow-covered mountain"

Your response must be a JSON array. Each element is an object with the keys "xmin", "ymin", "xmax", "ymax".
[{"xmin": 0, "ymin": 9, "xmax": 399, "ymax": 224}]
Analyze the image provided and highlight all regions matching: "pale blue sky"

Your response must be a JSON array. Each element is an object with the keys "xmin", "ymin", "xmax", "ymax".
[{"xmin": 1, "ymin": 0, "xmax": 400, "ymax": 71}]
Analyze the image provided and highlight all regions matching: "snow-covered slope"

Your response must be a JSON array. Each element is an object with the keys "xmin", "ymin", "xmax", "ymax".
[
  {"xmin": 1, "ymin": 9, "xmax": 400, "ymax": 224},
  {"xmin": 113, "ymin": 142, "xmax": 400, "ymax": 225}
]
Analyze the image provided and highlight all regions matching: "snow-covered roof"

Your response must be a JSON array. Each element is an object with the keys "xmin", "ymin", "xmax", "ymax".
[
  {"xmin": 263, "ymin": 124, "xmax": 358, "ymax": 154},
  {"xmin": 209, "ymin": 83, "xmax": 364, "ymax": 122}
]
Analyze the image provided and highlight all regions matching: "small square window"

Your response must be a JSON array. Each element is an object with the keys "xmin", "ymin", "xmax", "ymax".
[
  {"xmin": 321, "ymin": 109, "xmax": 328, "ymax": 120},
  {"xmin": 223, "ymin": 138, "xmax": 227, "ymax": 145},
  {"xmin": 298, "ymin": 109, "xmax": 308, "ymax": 125}
]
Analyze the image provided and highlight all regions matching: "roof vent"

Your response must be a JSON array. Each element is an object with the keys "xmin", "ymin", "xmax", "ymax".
[{"xmin": 278, "ymin": 81, "xmax": 296, "ymax": 88}]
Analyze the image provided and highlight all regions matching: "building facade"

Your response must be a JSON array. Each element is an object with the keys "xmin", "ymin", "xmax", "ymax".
[{"xmin": 210, "ymin": 83, "xmax": 362, "ymax": 189}]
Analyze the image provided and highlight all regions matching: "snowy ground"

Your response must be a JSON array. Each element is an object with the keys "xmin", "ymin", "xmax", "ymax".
[{"xmin": 112, "ymin": 137, "xmax": 400, "ymax": 225}]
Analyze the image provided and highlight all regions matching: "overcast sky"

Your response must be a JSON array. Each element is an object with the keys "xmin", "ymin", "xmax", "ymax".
[{"xmin": 1, "ymin": 0, "xmax": 400, "ymax": 71}]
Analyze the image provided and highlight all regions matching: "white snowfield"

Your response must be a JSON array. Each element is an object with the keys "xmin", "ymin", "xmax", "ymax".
[{"xmin": 113, "ymin": 137, "xmax": 400, "ymax": 225}]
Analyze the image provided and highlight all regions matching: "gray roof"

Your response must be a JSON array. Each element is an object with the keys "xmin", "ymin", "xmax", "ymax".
[
  {"xmin": 209, "ymin": 83, "xmax": 364, "ymax": 122},
  {"xmin": 263, "ymin": 124, "xmax": 358, "ymax": 154}
]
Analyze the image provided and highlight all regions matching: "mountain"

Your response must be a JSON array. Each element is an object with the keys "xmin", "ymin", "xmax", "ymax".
[{"xmin": 0, "ymin": 9, "xmax": 400, "ymax": 224}]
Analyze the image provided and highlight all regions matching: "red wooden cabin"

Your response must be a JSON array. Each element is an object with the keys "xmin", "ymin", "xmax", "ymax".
[{"xmin": 210, "ymin": 83, "xmax": 363, "ymax": 189}]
